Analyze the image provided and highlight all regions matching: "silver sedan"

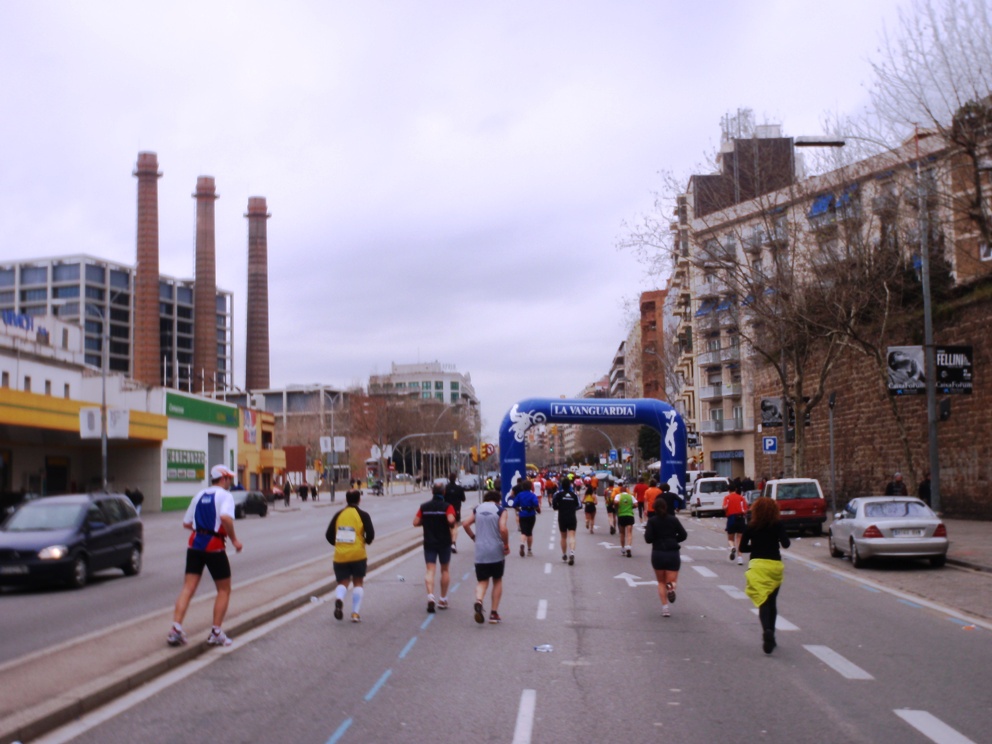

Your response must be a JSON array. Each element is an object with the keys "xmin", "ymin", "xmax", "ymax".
[{"xmin": 828, "ymin": 496, "xmax": 948, "ymax": 568}]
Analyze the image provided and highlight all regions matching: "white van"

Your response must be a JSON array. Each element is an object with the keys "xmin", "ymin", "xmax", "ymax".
[{"xmin": 689, "ymin": 476, "xmax": 730, "ymax": 517}]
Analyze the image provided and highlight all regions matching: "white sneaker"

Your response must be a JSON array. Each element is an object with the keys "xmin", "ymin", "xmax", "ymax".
[{"xmin": 207, "ymin": 629, "xmax": 232, "ymax": 647}]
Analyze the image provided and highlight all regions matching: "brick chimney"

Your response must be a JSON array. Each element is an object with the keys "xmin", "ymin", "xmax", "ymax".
[
  {"xmin": 132, "ymin": 152, "xmax": 162, "ymax": 386},
  {"xmin": 245, "ymin": 196, "xmax": 270, "ymax": 391},
  {"xmin": 193, "ymin": 176, "xmax": 219, "ymax": 393}
]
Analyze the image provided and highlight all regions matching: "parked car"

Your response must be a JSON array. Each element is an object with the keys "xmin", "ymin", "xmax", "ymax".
[
  {"xmin": 743, "ymin": 489, "xmax": 763, "ymax": 508},
  {"xmin": 760, "ymin": 478, "xmax": 827, "ymax": 535},
  {"xmin": 458, "ymin": 475, "xmax": 481, "ymax": 491},
  {"xmin": 394, "ymin": 473, "xmax": 414, "ymax": 482},
  {"xmin": 0, "ymin": 492, "xmax": 143, "ymax": 589},
  {"xmin": 828, "ymin": 496, "xmax": 948, "ymax": 568},
  {"xmin": 233, "ymin": 490, "xmax": 269, "ymax": 519},
  {"xmin": 688, "ymin": 477, "xmax": 730, "ymax": 517}
]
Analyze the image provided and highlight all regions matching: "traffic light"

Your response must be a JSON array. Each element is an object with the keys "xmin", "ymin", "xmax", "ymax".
[{"xmin": 470, "ymin": 446, "xmax": 478, "ymax": 463}]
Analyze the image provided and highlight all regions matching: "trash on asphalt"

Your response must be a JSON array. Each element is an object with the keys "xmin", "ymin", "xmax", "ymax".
[{"xmin": 534, "ymin": 644, "xmax": 553, "ymax": 652}]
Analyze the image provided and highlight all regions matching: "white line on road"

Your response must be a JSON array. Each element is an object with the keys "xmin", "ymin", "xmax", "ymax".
[
  {"xmin": 804, "ymin": 645, "xmax": 874, "ymax": 679},
  {"xmin": 512, "ymin": 689, "xmax": 537, "ymax": 744},
  {"xmin": 536, "ymin": 599, "xmax": 548, "ymax": 620},
  {"xmin": 544, "ymin": 562, "xmax": 551, "ymax": 574},
  {"xmin": 691, "ymin": 565, "xmax": 718, "ymax": 578},
  {"xmin": 750, "ymin": 609, "xmax": 798, "ymax": 630},
  {"xmin": 719, "ymin": 584, "xmax": 748, "ymax": 600},
  {"xmin": 894, "ymin": 709, "xmax": 977, "ymax": 744}
]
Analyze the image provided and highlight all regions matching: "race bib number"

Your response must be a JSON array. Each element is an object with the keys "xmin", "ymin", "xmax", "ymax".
[{"xmin": 336, "ymin": 525, "xmax": 357, "ymax": 544}]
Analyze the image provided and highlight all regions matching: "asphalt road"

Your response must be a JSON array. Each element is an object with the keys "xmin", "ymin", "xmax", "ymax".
[
  {"xmin": 0, "ymin": 487, "xmax": 442, "ymax": 664},
  {"xmin": 30, "ymin": 506, "xmax": 992, "ymax": 744}
]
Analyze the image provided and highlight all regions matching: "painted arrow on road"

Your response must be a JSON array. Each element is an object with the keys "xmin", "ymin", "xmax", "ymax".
[
  {"xmin": 614, "ymin": 572, "xmax": 659, "ymax": 587},
  {"xmin": 598, "ymin": 542, "xmax": 626, "ymax": 550}
]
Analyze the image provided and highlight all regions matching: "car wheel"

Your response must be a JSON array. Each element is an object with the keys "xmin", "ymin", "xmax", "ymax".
[
  {"xmin": 812, "ymin": 524, "xmax": 823, "ymax": 537},
  {"xmin": 930, "ymin": 554, "xmax": 946, "ymax": 568},
  {"xmin": 850, "ymin": 540, "xmax": 866, "ymax": 569},
  {"xmin": 260, "ymin": 505, "xmax": 268, "ymax": 517},
  {"xmin": 235, "ymin": 505, "xmax": 245, "ymax": 519},
  {"xmin": 828, "ymin": 531, "xmax": 844, "ymax": 558},
  {"xmin": 68, "ymin": 555, "xmax": 88, "ymax": 589},
  {"xmin": 122, "ymin": 546, "xmax": 142, "ymax": 576}
]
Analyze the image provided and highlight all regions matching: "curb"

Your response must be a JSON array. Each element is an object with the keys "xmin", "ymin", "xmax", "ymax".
[{"xmin": 0, "ymin": 535, "xmax": 422, "ymax": 744}]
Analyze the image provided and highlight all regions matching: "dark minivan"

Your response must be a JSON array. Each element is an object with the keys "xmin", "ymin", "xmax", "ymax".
[{"xmin": 0, "ymin": 493, "xmax": 143, "ymax": 589}]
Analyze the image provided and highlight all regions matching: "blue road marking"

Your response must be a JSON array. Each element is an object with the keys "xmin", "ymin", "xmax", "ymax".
[
  {"xmin": 899, "ymin": 599, "xmax": 923, "ymax": 609},
  {"xmin": 420, "ymin": 614, "xmax": 434, "ymax": 630},
  {"xmin": 399, "ymin": 637, "xmax": 417, "ymax": 658},
  {"xmin": 364, "ymin": 669, "xmax": 392, "ymax": 701},
  {"xmin": 326, "ymin": 718, "xmax": 352, "ymax": 744}
]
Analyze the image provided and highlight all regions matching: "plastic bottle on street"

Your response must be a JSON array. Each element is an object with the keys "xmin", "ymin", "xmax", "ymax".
[{"xmin": 534, "ymin": 644, "xmax": 553, "ymax": 652}]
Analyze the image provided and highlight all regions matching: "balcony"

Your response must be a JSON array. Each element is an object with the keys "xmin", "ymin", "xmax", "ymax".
[
  {"xmin": 699, "ymin": 417, "xmax": 753, "ymax": 434},
  {"xmin": 744, "ymin": 231, "xmax": 763, "ymax": 254},
  {"xmin": 692, "ymin": 277, "xmax": 725, "ymax": 299},
  {"xmin": 699, "ymin": 384, "xmax": 724, "ymax": 402},
  {"xmin": 763, "ymin": 223, "xmax": 788, "ymax": 247}
]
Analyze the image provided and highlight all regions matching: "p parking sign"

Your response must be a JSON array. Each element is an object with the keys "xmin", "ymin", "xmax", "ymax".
[{"xmin": 762, "ymin": 436, "xmax": 778, "ymax": 454}]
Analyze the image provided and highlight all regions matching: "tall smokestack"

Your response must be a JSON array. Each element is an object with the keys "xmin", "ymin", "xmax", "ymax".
[
  {"xmin": 193, "ymin": 176, "xmax": 219, "ymax": 393},
  {"xmin": 245, "ymin": 196, "xmax": 270, "ymax": 392},
  {"xmin": 132, "ymin": 152, "xmax": 162, "ymax": 386}
]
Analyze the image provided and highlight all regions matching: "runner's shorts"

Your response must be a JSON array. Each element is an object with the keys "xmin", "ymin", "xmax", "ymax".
[
  {"xmin": 333, "ymin": 559, "xmax": 368, "ymax": 582},
  {"xmin": 184, "ymin": 549, "xmax": 231, "ymax": 581},
  {"xmin": 475, "ymin": 560, "xmax": 505, "ymax": 582},
  {"xmin": 726, "ymin": 514, "xmax": 746, "ymax": 534},
  {"xmin": 518, "ymin": 515, "xmax": 536, "ymax": 537},
  {"xmin": 651, "ymin": 550, "xmax": 682, "ymax": 572},
  {"xmin": 618, "ymin": 515, "xmax": 636, "ymax": 528},
  {"xmin": 423, "ymin": 545, "xmax": 452, "ymax": 565}
]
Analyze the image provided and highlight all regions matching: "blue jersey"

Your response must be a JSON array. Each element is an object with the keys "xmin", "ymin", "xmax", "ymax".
[
  {"xmin": 514, "ymin": 490, "xmax": 540, "ymax": 518},
  {"xmin": 184, "ymin": 487, "xmax": 234, "ymax": 552}
]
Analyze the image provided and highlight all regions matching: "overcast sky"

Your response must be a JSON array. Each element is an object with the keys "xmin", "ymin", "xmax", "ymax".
[{"xmin": 1, "ymin": 0, "xmax": 912, "ymax": 437}]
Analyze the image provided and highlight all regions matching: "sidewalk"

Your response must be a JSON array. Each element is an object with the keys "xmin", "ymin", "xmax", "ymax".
[{"xmin": 942, "ymin": 517, "xmax": 992, "ymax": 574}]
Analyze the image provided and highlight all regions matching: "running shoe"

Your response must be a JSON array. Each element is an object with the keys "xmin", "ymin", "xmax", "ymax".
[
  {"xmin": 763, "ymin": 630, "xmax": 775, "ymax": 654},
  {"xmin": 451, "ymin": 545, "xmax": 458, "ymax": 554},
  {"xmin": 666, "ymin": 583, "xmax": 676, "ymax": 603},
  {"xmin": 489, "ymin": 610, "xmax": 501, "ymax": 624},
  {"xmin": 730, "ymin": 547, "xmax": 737, "ymax": 561},
  {"xmin": 562, "ymin": 553, "xmax": 567, "ymax": 562},
  {"xmin": 437, "ymin": 598, "xmax": 449, "ymax": 610},
  {"xmin": 351, "ymin": 613, "xmax": 361, "ymax": 623},
  {"xmin": 427, "ymin": 596, "xmax": 436, "ymax": 613},
  {"xmin": 527, "ymin": 550, "xmax": 533, "ymax": 557},
  {"xmin": 610, "ymin": 526, "xmax": 616, "ymax": 535},
  {"xmin": 568, "ymin": 554, "xmax": 574, "ymax": 566},
  {"xmin": 334, "ymin": 598, "xmax": 343, "ymax": 621},
  {"xmin": 627, "ymin": 548, "xmax": 632, "ymax": 558},
  {"xmin": 166, "ymin": 626, "xmax": 187, "ymax": 647},
  {"xmin": 737, "ymin": 556, "xmax": 744, "ymax": 565},
  {"xmin": 474, "ymin": 601, "xmax": 485, "ymax": 624},
  {"xmin": 662, "ymin": 605, "xmax": 671, "ymax": 618},
  {"xmin": 207, "ymin": 629, "xmax": 232, "ymax": 647},
  {"xmin": 520, "ymin": 544, "xmax": 525, "ymax": 557}
]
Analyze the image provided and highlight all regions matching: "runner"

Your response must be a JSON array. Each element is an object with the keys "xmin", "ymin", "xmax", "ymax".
[
  {"xmin": 552, "ymin": 476, "xmax": 581, "ymax": 565},
  {"xmin": 512, "ymin": 478, "xmax": 541, "ymax": 557},
  {"xmin": 644, "ymin": 496, "xmax": 688, "ymax": 617},
  {"xmin": 582, "ymin": 483, "xmax": 598, "ymax": 533},
  {"xmin": 604, "ymin": 478, "xmax": 619, "ymax": 535},
  {"xmin": 613, "ymin": 481, "xmax": 636, "ymax": 557},
  {"xmin": 632, "ymin": 475, "xmax": 649, "ymax": 524},
  {"xmin": 325, "ymin": 489, "xmax": 376, "ymax": 623},
  {"xmin": 463, "ymin": 490, "xmax": 510, "ymax": 624},
  {"xmin": 723, "ymin": 484, "xmax": 749, "ymax": 565},
  {"xmin": 413, "ymin": 483, "xmax": 456, "ymax": 612}
]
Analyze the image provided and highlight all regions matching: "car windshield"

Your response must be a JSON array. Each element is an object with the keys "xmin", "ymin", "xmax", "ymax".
[
  {"xmin": 699, "ymin": 481, "xmax": 728, "ymax": 493},
  {"xmin": 4, "ymin": 502, "xmax": 85, "ymax": 531},
  {"xmin": 776, "ymin": 483, "xmax": 821, "ymax": 500},
  {"xmin": 865, "ymin": 501, "xmax": 932, "ymax": 518}
]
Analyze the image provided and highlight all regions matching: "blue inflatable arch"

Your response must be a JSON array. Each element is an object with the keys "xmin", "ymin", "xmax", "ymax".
[{"xmin": 498, "ymin": 398, "xmax": 687, "ymax": 504}]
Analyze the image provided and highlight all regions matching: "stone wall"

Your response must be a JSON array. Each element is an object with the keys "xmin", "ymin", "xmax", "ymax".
[{"xmin": 751, "ymin": 282, "xmax": 992, "ymax": 519}]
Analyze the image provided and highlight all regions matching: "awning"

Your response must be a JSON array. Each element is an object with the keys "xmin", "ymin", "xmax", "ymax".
[
  {"xmin": 808, "ymin": 194, "xmax": 834, "ymax": 217},
  {"xmin": 715, "ymin": 297, "xmax": 733, "ymax": 312},
  {"xmin": 695, "ymin": 299, "xmax": 716, "ymax": 317}
]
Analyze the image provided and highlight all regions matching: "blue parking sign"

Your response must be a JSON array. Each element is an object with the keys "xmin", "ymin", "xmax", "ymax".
[{"xmin": 762, "ymin": 436, "xmax": 778, "ymax": 454}]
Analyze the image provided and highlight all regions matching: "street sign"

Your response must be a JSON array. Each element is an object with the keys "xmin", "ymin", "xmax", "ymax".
[
  {"xmin": 686, "ymin": 432, "xmax": 699, "ymax": 448},
  {"xmin": 762, "ymin": 436, "xmax": 778, "ymax": 454},
  {"xmin": 319, "ymin": 436, "xmax": 332, "ymax": 453}
]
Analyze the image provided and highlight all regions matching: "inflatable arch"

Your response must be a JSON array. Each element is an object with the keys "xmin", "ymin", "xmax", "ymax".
[{"xmin": 498, "ymin": 398, "xmax": 687, "ymax": 504}]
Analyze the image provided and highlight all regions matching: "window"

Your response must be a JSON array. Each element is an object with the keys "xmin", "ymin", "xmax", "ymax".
[
  {"xmin": 61, "ymin": 328, "xmax": 69, "ymax": 348},
  {"xmin": 710, "ymin": 407, "xmax": 723, "ymax": 421},
  {"xmin": 422, "ymin": 391, "xmax": 431, "ymax": 399},
  {"xmin": 706, "ymin": 337, "xmax": 721, "ymax": 352},
  {"xmin": 216, "ymin": 295, "xmax": 227, "ymax": 312},
  {"xmin": 177, "ymin": 286, "xmax": 193, "ymax": 304},
  {"xmin": 159, "ymin": 282, "xmax": 173, "ymax": 300},
  {"xmin": 2, "ymin": 371, "xmax": 8, "ymax": 387},
  {"xmin": 64, "ymin": 383, "xmax": 70, "ymax": 398},
  {"xmin": 450, "ymin": 392, "xmax": 459, "ymax": 404},
  {"xmin": 45, "ymin": 380, "xmax": 51, "ymax": 396},
  {"xmin": 85, "ymin": 264, "xmax": 105, "ymax": 283},
  {"xmin": 20, "ymin": 266, "xmax": 47, "ymax": 284},
  {"xmin": 395, "ymin": 382, "xmax": 406, "ymax": 389},
  {"xmin": 435, "ymin": 381, "xmax": 443, "ymax": 390},
  {"xmin": 0, "ymin": 269, "xmax": 14, "ymax": 287},
  {"xmin": 109, "ymin": 269, "xmax": 130, "ymax": 290},
  {"xmin": 421, "ymin": 381, "xmax": 431, "ymax": 390},
  {"xmin": 53, "ymin": 263, "xmax": 80, "ymax": 282},
  {"xmin": 84, "ymin": 286, "xmax": 104, "ymax": 300},
  {"xmin": 53, "ymin": 285, "xmax": 80, "ymax": 299},
  {"xmin": 24, "ymin": 376, "xmax": 31, "ymax": 392},
  {"xmin": 451, "ymin": 382, "xmax": 460, "ymax": 391},
  {"xmin": 0, "ymin": 290, "xmax": 12, "ymax": 305},
  {"xmin": 435, "ymin": 393, "xmax": 444, "ymax": 401}
]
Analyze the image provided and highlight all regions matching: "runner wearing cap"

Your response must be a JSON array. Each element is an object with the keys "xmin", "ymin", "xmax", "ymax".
[{"xmin": 167, "ymin": 464, "xmax": 243, "ymax": 648}]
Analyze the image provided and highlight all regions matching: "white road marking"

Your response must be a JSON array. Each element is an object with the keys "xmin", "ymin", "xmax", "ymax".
[
  {"xmin": 894, "ymin": 709, "xmax": 977, "ymax": 744},
  {"xmin": 512, "ymin": 689, "xmax": 537, "ymax": 744},
  {"xmin": 719, "ymin": 584, "xmax": 748, "ymax": 600},
  {"xmin": 804, "ymin": 645, "xmax": 874, "ymax": 679},
  {"xmin": 750, "ymin": 609, "xmax": 798, "ymax": 630},
  {"xmin": 536, "ymin": 599, "xmax": 548, "ymax": 620},
  {"xmin": 691, "ymin": 565, "xmax": 718, "ymax": 578},
  {"xmin": 614, "ymin": 572, "xmax": 658, "ymax": 587},
  {"xmin": 544, "ymin": 562, "xmax": 552, "ymax": 574}
]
